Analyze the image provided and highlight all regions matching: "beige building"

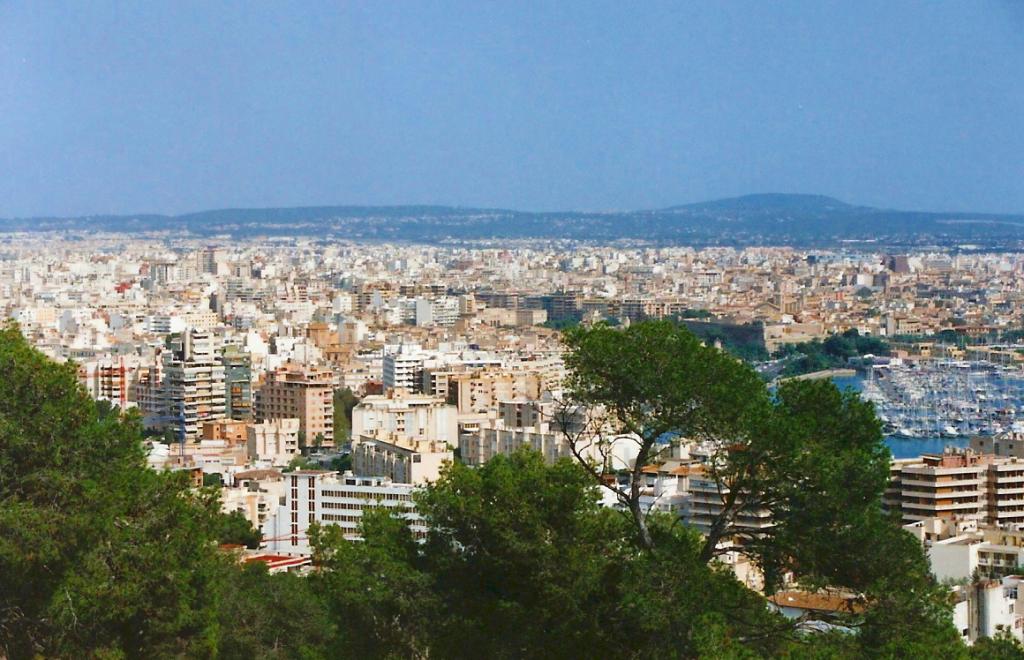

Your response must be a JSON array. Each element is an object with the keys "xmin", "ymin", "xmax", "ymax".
[
  {"xmin": 972, "ymin": 432, "xmax": 1024, "ymax": 458},
  {"xmin": 222, "ymin": 468, "xmax": 286, "ymax": 529},
  {"xmin": 886, "ymin": 449, "xmax": 1024, "ymax": 526},
  {"xmin": 460, "ymin": 427, "xmax": 573, "ymax": 466},
  {"xmin": 247, "ymin": 418, "xmax": 301, "ymax": 466},
  {"xmin": 144, "ymin": 329, "xmax": 226, "ymax": 441},
  {"xmin": 443, "ymin": 368, "xmax": 543, "ymax": 415},
  {"xmin": 687, "ymin": 468, "xmax": 773, "ymax": 536},
  {"xmin": 255, "ymin": 363, "xmax": 335, "ymax": 447},
  {"xmin": 888, "ymin": 451, "xmax": 988, "ymax": 523},
  {"xmin": 201, "ymin": 418, "xmax": 249, "ymax": 446}
]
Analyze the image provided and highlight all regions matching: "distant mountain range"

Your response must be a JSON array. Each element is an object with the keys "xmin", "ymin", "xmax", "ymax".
[{"xmin": 3, "ymin": 194, "xmax": 1023, "ymax": 248}]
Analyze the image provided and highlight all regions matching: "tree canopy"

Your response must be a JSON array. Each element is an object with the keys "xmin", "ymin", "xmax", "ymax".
[
  {"xmin": 560, "ymin": 320, "xmax": 964, "ymax": 654},
  {"xmin": 0, "ymin": 323, "xmax": 324, "ymax": 658},
  {"xmin": 0, "ymin": 319, "xmax": 1001, "ymax": 658},
  {"xmin": 311, "ymin": 450, "xmax": 789, "ymax": 658}
]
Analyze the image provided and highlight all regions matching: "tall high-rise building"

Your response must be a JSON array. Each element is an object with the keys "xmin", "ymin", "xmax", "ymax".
[
  {"xmin": 159, "ymin": 329, "xmax": 226, "ymax": 440},
  {"xmin": 383, "ymin": 344, "xmax": 426, "ymax": 392},
  {"xmin": 222, "ymin": 345, "xmax": 252, "ymax": 421},
  {"xmin": 255, "ymin": 363, "xmax": 335, "ymax": 447},
  {"xmin": 199, "ymin": 246, "xmax": 226, "ymax": 275},
  {"xmin": 884, "ymin": 449, "xmax": 1024, "ymax": 526}
]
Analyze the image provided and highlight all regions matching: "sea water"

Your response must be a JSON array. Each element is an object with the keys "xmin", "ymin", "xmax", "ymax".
[{"xmin": 831, "ymin": 375, "xmax": 971, "ymax": 459}]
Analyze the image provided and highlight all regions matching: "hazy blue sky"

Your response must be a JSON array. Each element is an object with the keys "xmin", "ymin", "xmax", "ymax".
[{"xmin": 1, "ymin": 1, "xmax": 1022, "ymax": 217}]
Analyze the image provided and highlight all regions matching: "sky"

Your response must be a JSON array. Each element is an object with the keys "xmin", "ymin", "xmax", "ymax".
[{"xmin": 1, "ymin": 1, "xmax": 1022, "ymax": 217}]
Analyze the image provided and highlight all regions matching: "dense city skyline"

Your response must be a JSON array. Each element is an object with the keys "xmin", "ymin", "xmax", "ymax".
[
  {"xmin": 2, "ymin": 2, "xmax": 1023, "ymax": 217},
  {"xmin": 5, "ymin": 3, "xmax": 1024, "ymax": 655}
]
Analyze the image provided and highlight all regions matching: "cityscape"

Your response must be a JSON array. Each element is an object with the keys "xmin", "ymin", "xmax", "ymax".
[{"xmin": 3, "ymin": 2, "xmax": 1024, "ymax": 658}]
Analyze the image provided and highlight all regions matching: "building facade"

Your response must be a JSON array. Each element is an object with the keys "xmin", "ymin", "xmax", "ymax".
[
  {"xmin": 262, "ymin": 471, "xmax": 424, "ymax": 555},
  {"xmin": 256, "ymin": 363, "xmax": 335, "ymax": 447}
]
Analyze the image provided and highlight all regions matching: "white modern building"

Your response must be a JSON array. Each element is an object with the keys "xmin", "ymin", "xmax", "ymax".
[
  {"xmin": 143, "ymin": 329, "xmax": 226, "ymax": 440},
  {"xmin": 351, "ymin": 434, "xmax": 452, "ymax": 485},
  {"xmin": 352, "ymin": 389, "xmax": 458, "ymax": 447},
  {"xmin": 262, "ymin": 470, "xmax": 425, "ymax": 555},
  {"xmin": 383, "ymin": 344, "xmax": 428, "ymax": 391},
  {"xmin": 460, "ymin": 427, "xmax": 573, "ymax": 466}
]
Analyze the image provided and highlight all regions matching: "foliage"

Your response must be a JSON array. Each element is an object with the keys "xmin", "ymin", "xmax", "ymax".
[
  {"xmin": 559, "ymin": 320, "xmax": 962, "ymax": 654},
  {"xmin": 311, "ymin": 450, "xmax": 791, "ymax": 658},
  {"xmin": 328, "ymin": 453, "xmax": 352, "ymax": 472},
  {"xmin": 0, "ymin": 323, "xmax": 286, "ymax": 657},
  {"xmin": 214, "ymin": 509, "xmax": 262, "ymax": 549},
  {"xmin": 776, "ymin": 328, "xmax": 889, "ymax": 377},
  {"xmin": 677, "ymin": 317, "xmax": 770, "ymax": 362},
  {"xmin": 286, "ymin": 455, "xmax": 317, "ymax": 471},
  {"xmin": 217, "ymin": 563, "xmax": 333, "ymax": 659},
  {"xmin": 0, "ymin": 319, "xmax": 978, "ymax": 657},
  {"xmin": 855, "ymin": 286, "xmax": 874, "ymax": 298},
  {"xmin": 747, "ymin": 379, "xmax": 892, "ymax": 590},
  {"xmin": 969, "ymin": 631, "xmax": 1024, "ymax": 659},
  {"xmin": 562, "ymin": 320, "xmax": 771, "ymax": 549},
  {"xmin": 332, "ymin": 387, "xmax": 359, "ymax": 444}
]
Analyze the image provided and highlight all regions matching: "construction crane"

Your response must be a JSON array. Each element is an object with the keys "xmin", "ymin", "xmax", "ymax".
[{"xmin": 118, "ymin": 357, "xmax": 127, "ymax": 409}]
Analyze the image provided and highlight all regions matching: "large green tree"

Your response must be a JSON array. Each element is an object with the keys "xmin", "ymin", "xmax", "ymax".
[
  {"xmin": 311, "ymin": 450, "xmax": 791, "ymax": 659},
  {"xmin": 0, "ymin": 322, "xmax": 232, "ymax": 656},
  {"xmin": 561, "ymin": 320, "xmax": 770, "ymax": 550},
  {"xmin": 0, "ymin": 323, "xmax": 321, "ymax": 658},
  {"xmin": 559, "ymin": 320, "xmax": 962, "ymax": 652},
  {"xmin": 0, "ymin": 318, "xmax": 977, "ymax": 657},
  {"xmin": 216, "ymin": 563, "xmax": 333, "ymax": 659},
  {"xmin": 332, "ymin": 387, "xmax": 360, "ymax": 444}
]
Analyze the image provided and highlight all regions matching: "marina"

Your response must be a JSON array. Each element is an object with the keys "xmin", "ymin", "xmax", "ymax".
[{"xmin": 858, "ymin": 360, "xmax": 1024, "ymax": 439}]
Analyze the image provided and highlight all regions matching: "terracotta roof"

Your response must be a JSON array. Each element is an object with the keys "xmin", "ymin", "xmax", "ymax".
[
  {"xmin": 768, "ymin": 590, "xmax": 864, "ymax": 614},
  {"xmin": 235, "ymin": 469, "xmax": 284, "ymax": 481},
  {"xmin": 242, "ymin": 554, "xmax": 311, "ymax": 571}
]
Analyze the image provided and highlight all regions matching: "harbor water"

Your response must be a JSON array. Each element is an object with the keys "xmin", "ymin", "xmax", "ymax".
[{"xmin": 832, "ymin": 375, "xmax": 972, "ymax": 459}]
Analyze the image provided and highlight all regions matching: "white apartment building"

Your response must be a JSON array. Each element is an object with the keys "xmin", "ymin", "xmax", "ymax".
[
  {"xmin": 898, "ymin": 452, "xmax": 988, "ymax": 523},
  {"xmin": 460, "ymin": 427, "xmax": 573, "ymax": 466},
  {"xmin": 221, "ymin": 468, "xmax": 286, "ymax": 529},
  {"xmin": 929, "ymin": 534, "xmax": 1024, "ymax": 582},
  {"xmin": 352, "ymin": 389, "xmax": 458, "ymax": 447},
  {"xmin": 687, "ymin": 468, "xmax": 773, "ymax": 536},
  {"xmin": 382, "ymin": 344, "xmax": 428, "ymax": 391},
  {"xmin": 952, "ymin": 576, "xmax": 1024, "ymax": 645},
  {"xmin": 886, "ymin": 450, "xmax": 1024, "ymax": 526},
  {"xmin": 247, "ymin": 418, "xmax": 301, "ymax": 466},
  {"xmin": 262, "ymin": 471, "xmax": 425, "ymax": 555},
  {"xmin": 415, "ymin": 296, "xmax": 460, "ymax": 327},
  {"xmin": 638, "ymin": 461, "xmax": 695, "ymax": 517},
  {"xmin": 351, "ymin": 434, "xmax": 452, "ymax": 485},
  {"xmin": 148, "ymin": 314, "xmax": 186, "ymax": 334},
  {"xmin": 144, "ymin": 329, "xmax": 226, "ymax": 440}
]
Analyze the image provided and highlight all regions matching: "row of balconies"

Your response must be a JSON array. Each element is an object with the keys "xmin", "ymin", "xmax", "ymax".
[
  {"xmin": 901, "ymin": 477, "xmax": 982, "ymax": 489},
  {"xmin": 901, "ymin": 500, "xmax": 982, "ymax": 511}
]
